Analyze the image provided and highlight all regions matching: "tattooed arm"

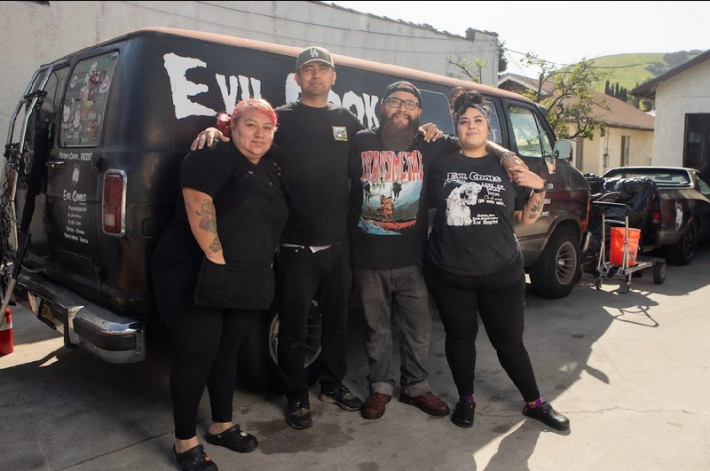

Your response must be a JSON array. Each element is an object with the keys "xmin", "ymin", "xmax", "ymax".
[
  {"xmin": 183, "ymin": 188, "xmax": 226, "ymax": 264},
  {"xmin": 486, "ymin": 141, "xmax": 529, "ymax": 178},
  {"xmin": 512, "ymin": 170, "xmax": 547, "ymax": 225}
]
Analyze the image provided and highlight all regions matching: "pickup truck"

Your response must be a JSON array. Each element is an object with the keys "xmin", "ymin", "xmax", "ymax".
[
  {"xmin": 1, "ymin": 28, "xmax": 590, "ymax": 389},
  {"xmin": 589, "ymin": 166, "xmax": 710, "ymax": 265}
]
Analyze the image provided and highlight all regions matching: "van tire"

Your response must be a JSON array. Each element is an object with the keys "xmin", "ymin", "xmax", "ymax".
[
  {"xmin": 238, "ymin": 302, "xmax": 323, "ymax": 392},
  {"xmin": 666, "ymin": 220, "xmax": 697, "ymax": 265},
  {"xmin": 529, "ymin": 226, "xmax": 581, "ymax": 299}
]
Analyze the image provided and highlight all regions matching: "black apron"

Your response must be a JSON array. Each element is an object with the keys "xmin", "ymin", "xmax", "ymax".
[{"xmin": 193, "ymin": 157, "xmax": 287, "ymax": 310}]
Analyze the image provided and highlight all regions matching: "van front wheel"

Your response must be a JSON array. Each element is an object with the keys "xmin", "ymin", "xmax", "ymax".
[{"xmin": 529, "ymin": 227, "xmax": 581, "ymax": 299}]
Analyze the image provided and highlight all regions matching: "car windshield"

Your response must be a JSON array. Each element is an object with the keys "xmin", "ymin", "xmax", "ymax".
[{"xmin": 605, "ymin": 170, "xmax": 691, "ymax": 186}]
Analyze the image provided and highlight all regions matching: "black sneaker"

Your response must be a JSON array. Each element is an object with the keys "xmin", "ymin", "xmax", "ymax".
[
  {"xmin": 287, "ymin": 401, "xmax": 313, "ymax": 430},
  {"xmin": 319, "ymin": 384, "xmax": 363, "ymax": 411},
  {"xmin": 451, "ymin": 400, "xmax": 476, "ymax": 428},
  {"xmin": 523, "ymin": 401, "xmax": 570, "ymax": 430}
]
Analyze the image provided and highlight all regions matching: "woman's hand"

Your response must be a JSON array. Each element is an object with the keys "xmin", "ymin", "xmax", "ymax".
[
  {"xmin": 206, "ymin": 253, "xmax": 226, "ymax": 265},
  {"xmin": 509, "ymin": 168, "xmax": 545, "ymax": 190},
  {"xmin": 191, "ymin": 127, "xmax": 230, "ymax": 151}
]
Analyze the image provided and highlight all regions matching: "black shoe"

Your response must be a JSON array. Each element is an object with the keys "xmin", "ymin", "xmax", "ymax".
[
  {"xmin": 205, "ymin": 424, "xmax": 257, "ymax": 453},
  {"xmin": 451, "ymin": 400, "xmax": 476, "ymax": 428},
  {"xmin": 173, "ymin": 444, "xmax": 218, "ymax": 471},
  {"xmin": 523, "ymin": 401, "xmax": 570, "ymax": 430},
  {"xmin": 319, "ymin": 384, "xmax": 363, "ymax": 411},
  {"xmin": 287, "ymin": 401, "xmax": 313, "ymax": 430}
]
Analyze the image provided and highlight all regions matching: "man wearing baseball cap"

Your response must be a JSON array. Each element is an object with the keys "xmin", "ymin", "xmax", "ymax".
[
  {"xmin": 272, "ymin": 46, "xmax": 365, "ymax": 430},
  {"xmin": 192, "ymin": 46, "xmax": 364, "ymax": 430},
  {"xmin": 349, "ymin": 81, "xmax": 523, "ymax": 421}
]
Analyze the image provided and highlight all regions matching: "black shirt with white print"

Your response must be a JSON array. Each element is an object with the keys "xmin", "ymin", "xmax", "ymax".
[{"xmin": 426, "ymin": 151, "xmax": 528, "ymax": 276}]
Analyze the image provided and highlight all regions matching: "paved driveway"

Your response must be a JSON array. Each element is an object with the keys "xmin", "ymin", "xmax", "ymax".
[{"xmin": 2, "ymin": 250, "xmax": 709, "ymax": 470}]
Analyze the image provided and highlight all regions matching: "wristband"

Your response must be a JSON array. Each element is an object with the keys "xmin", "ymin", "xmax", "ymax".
[{"xmin": 533, "ymin": 180, "xmax": 547, "ymax": 193}]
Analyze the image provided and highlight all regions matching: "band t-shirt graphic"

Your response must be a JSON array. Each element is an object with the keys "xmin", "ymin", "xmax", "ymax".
[
  {"xmin": 348, "ymin": 129, "xmax": 458, "ymax": 269},
  {"xmin": 358, "ymin": 148, "xmax": 423, "ymax": 235}
]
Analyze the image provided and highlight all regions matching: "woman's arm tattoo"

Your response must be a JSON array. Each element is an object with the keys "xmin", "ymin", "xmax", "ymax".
[
  {"xmin": 209, "ymin": 236, "xmax": 222, "ymax": 253},
  {"xmin": 196, "ymin": 200, "xmax": 218, "ymax": 233}
]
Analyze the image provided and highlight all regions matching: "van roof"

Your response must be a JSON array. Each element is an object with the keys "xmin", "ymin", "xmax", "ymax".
[{"xmin": 54, "ymin": 27, "xmax": 533, "ymax": 106}]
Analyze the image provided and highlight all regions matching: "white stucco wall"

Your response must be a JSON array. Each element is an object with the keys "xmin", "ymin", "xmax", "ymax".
[
  {"xmin": 566, "ymin": 125, "xmax": 654, "ymax": 176},
  {"xmin": 652, "ymin": 59, "xmax": 710, "ymax": 166},
  {"xmin": 0, "ymin": 1, "xmax": 497, "ymax": 139}
]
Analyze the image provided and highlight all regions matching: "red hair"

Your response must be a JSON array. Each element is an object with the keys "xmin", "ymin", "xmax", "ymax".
[{"xmin": 216, "ymin": 98, "xmax": 278, "ymax": 137}]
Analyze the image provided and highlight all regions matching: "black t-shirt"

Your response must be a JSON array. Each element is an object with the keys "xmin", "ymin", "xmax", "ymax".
[
  {"xmin": 273, "ymin": 102, "xmax": 363, "ymax": 246},
  {"xmin": 426, "ymin": 152, "xmax": 528, "ymax": 276},
  {"xmin": 348, "ymin": 129, "xmax": 458, "ymax": 268},
  {"xmin": 153, "ymin": 142, "xmax": 287, "ymax": 269}
]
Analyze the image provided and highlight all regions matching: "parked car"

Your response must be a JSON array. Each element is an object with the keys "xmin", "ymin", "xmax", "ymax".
[
  {"xmin": 592, "ymin": 166, "xmax": 710, "ymax": 265},
  {"xmin": 1, "ymin": 27, "xmax": 589, "ymax": 390}
]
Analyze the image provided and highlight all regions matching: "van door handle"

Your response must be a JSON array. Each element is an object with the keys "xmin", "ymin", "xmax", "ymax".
[{"xmin": 45, "ymin": 161, "xmax": 65, "ymax": 167}]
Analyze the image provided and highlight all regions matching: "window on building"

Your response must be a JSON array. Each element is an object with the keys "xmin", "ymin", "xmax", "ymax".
[{"xmin": 621, "ymin": 135, "xmax": 630, "ymax": 167}]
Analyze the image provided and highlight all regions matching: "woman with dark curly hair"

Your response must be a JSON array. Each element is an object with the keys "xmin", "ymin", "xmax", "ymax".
[{"xmin": 424, "ymin": 88, "xmax": 570, "ymax": 431}]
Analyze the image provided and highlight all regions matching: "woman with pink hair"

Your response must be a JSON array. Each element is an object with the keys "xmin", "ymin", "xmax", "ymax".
[{"xmin": 152, "ymin": 99, "xmax": 287, "ymax": 471}]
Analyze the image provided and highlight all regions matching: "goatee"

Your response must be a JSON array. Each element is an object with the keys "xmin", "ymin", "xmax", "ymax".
[{"xmin": 381, "ymin": 113, "xmax": 420, "ymax": 152}]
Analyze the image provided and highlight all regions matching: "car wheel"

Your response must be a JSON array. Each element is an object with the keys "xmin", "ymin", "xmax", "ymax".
[
  {"xmin": 653, "ymin": 262, "xmax": 667, "ymax": 284},
  {"xmin": 238, "ymin": 300, "xmax": 323, "ymax": 392},
  {"xmin": 529, "ymin": 226, "xmax": 581, "ymax": 299},
  {"xmin": 667, "ymin": 221, "xmax": 697, "ymax": 265}
]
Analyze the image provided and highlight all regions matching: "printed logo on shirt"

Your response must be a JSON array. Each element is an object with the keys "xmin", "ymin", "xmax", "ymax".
[
  {"xmin": 358, "ymin": 149, "xmax": 424, "ymax": 235},
  {"xmin": 332, "ymin": 126, "xmax": 348, "ymax": 141},
  {"xmin": 443, "ymin": 172, "xmax": 506, "ymax": 227}
]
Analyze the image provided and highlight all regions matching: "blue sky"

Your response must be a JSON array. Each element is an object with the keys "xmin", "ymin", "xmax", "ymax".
[{"xmin": 329, "ymin": 1, "xmax": 710, "ymax": 76}]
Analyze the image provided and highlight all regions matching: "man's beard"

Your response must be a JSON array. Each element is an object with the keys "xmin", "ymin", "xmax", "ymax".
[{"xmin": 380, "ymin": 113, "xmax": 420, "ymax": 152}]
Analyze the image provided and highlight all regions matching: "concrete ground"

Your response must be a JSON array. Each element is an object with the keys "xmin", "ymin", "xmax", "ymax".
[{"xmin": 1, "ymin": 250, "xmax": 709, "ymax": 471}]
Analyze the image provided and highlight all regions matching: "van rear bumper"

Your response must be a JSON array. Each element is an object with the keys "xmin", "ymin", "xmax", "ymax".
[{"xmin": 17, "ymin": 272, "xmax": 146, "ymax": 364}]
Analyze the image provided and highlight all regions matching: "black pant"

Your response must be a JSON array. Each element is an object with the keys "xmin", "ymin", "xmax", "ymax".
[
  {"xmin": 423, "ymin": 256, "xmax": 540, "ymax": 402},
  {"xmin": 276, "ymin": 243, "xmax": 351, "ymax": 402},
  {"xmin": 153, "ymin": 266, "xmax": 258, "ymax": 440}
]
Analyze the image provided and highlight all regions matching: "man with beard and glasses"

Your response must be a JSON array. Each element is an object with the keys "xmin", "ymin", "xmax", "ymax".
[{"xmin": 349, "ymin": 81, "xmax": 525, "ymax": 420}]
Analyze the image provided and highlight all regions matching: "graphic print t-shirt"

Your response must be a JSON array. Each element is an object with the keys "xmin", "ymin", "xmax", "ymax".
[
  {"xmin": 348, "ymin": 129, "xmax": 458, "ymax": 268},
  {"xmin": 426, "ymin": 152, "xmax": 528, "ymax": 276}
]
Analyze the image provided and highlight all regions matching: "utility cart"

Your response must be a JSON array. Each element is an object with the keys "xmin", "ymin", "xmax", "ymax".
[{"xmin": 592, "ymin": 201, "xmax": 666, "ymax": 293}]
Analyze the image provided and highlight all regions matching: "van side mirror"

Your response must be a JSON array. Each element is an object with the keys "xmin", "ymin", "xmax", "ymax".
[{"xmin": 553, "ymin": 139, "xmax": 573, "ymax": 161}]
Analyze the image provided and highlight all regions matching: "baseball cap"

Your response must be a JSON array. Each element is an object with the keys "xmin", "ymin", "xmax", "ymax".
[
  {"xmin": 296, "ymin": 46, "xmax": 335, "ymax": 71},
  {"xmin": 383, "ymin": 81, "xmax": 423, "ymax": 105}
]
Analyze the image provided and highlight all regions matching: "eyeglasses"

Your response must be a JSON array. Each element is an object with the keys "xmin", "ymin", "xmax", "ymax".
[{"xmin": 384, "ymin": 97, "xmax": 420, "ymax": 110}]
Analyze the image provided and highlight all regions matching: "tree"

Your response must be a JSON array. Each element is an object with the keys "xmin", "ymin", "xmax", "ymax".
[
  {"xmin": 447, "ymin": 56, "xmax": 487, "ymax": 84},
  {"xmin": 497, "ymin": 40, "xmax": 508, "ymax": 74},
  {"xmin": 521, "ymin": 53, "xmax": 610, "ymax": 140}
]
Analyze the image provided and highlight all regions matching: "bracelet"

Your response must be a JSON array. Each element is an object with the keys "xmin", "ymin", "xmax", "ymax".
[
  {"xmin": 533, "ymin": 180, "xmax": 547, "ymax": 193},
  {"xmin": 499, "ymin": 151, "xmax": 516, "ymax": 166}
]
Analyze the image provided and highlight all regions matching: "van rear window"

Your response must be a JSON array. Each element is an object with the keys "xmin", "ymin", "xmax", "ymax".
[{"xmin": 61, "ymin": 53, "xmax": 118, "ymax": 147}]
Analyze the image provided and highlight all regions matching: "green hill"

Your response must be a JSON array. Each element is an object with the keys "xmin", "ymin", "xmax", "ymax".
[{"xmin": 589, "ymin": 51, "xmax": 703, "ymax": 93}]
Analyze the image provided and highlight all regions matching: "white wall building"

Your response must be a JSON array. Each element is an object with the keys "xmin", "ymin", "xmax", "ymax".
[
  {"xmin": 0, "ymin": 1, "xmax": 499, "ymax": 138},
  {"xmin": 632, "ymin": 50, "xmax": 710, "ymax": 175}
]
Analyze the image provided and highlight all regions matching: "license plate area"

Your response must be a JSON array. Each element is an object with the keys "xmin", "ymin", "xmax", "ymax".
[{"xmin": 28, "ymin": 293, "xmax": 58, "ymax": 330}]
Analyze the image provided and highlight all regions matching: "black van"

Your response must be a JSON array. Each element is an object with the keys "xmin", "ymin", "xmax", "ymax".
[{"xmin": 2, "ymin": 28, "xmax": 589, "ymax": 384}]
